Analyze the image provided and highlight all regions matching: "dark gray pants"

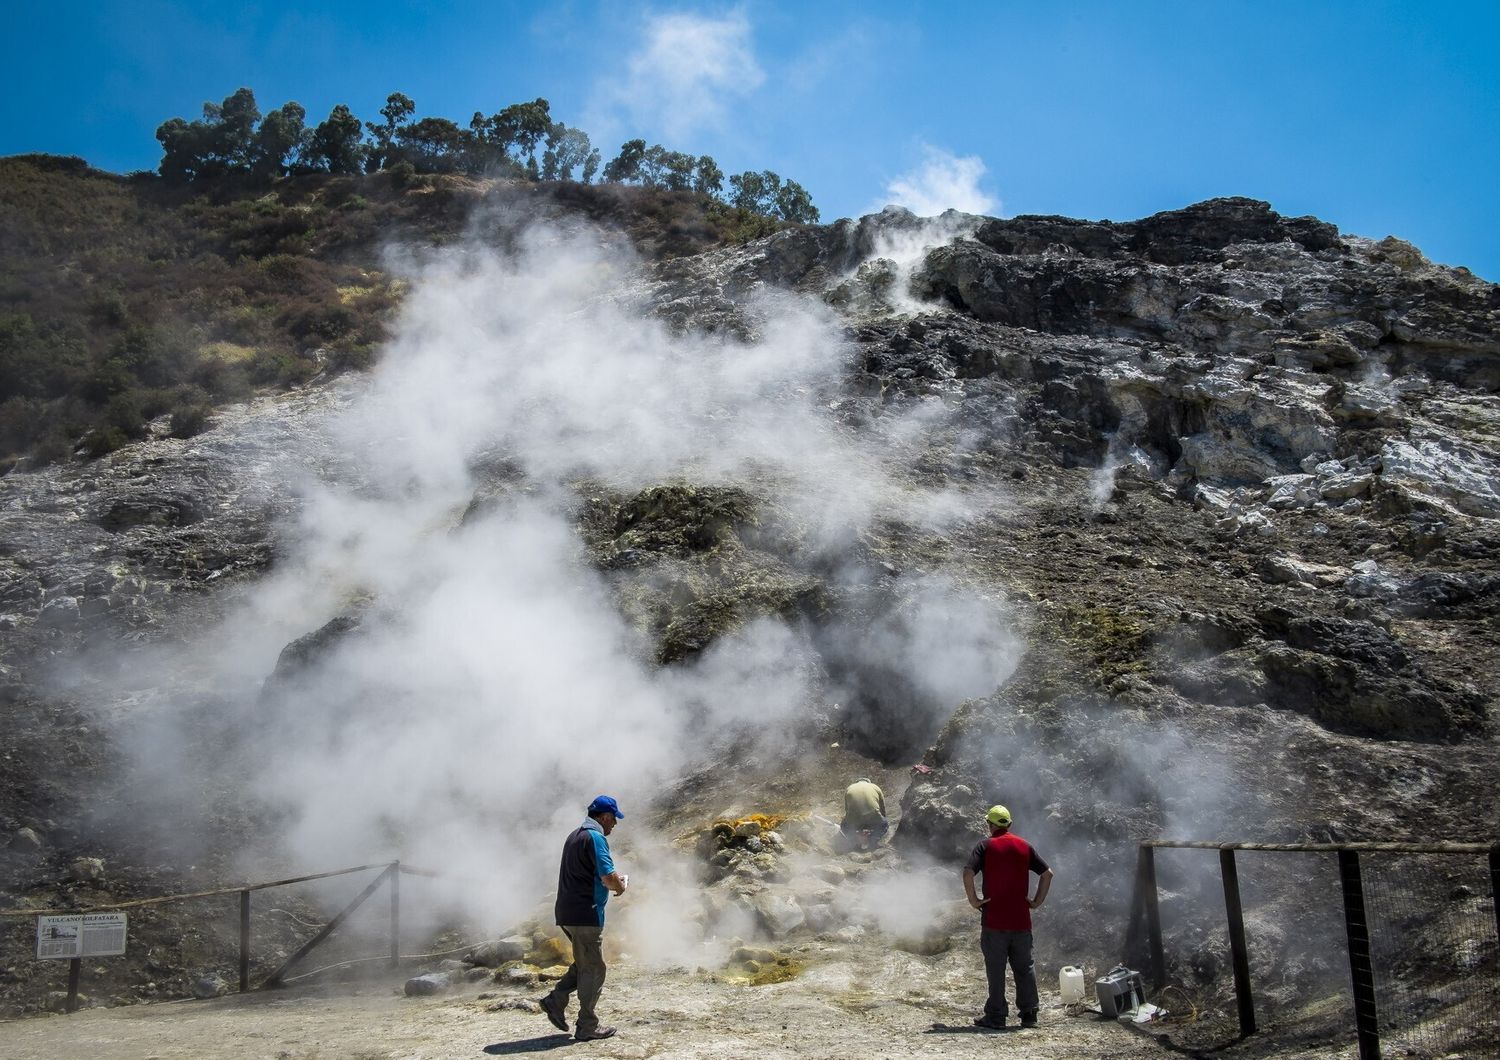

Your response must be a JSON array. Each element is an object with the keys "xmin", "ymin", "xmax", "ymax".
[
  {"xmin": 980, "ymin": 928, "xmax": 1038, "ymax": 1020},
  {"xmin": 548, "ymin": 925, "xmax": 606, "ymax": 1032}
]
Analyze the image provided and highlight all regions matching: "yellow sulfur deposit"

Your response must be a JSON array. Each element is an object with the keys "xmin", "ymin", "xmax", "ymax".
[
  {"xmin": 710, "ymin": 811, "xmax": 808, "ymax": 835},
  {"xmin": 525, "ymin": 935, "xmax": 573, "ymax": 966}
]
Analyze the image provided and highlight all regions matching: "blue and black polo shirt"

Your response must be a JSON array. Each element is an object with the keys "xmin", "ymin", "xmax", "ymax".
[{"xmin": 554, "ymin": 817, "xmax": 616, "ymax": 927}]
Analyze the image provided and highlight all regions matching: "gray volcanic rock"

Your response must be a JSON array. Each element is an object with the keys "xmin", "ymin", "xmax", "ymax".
[
  {"xmin": 269, "ymin": 195, "xmax": 1500, "ymax": 815},
  {"xmin": 403, "ymin": 972, "xmax": 452, "ymax": 996},
  {"xmin": 797, "ymin": 202, "xmax": 1500, "ymax": 906},
  {"xmin": 1, "ymin": 194, "xmax": 1497, "ymax": 1026},
  {"xmin": 917, "ymin": 199, "xmax": 1497, "ymax": 381},
  {"xmin": 0, "ymin": 385, "xmax": 353, "ymax": 660},
  {"xmin": 614, "ymin": 198, "xmax": 1498, "ymax": 897}
]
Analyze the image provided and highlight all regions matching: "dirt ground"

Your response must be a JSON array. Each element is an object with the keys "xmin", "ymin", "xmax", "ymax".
[
  {"xmin": 0, "ymin": 949, "xmax": 1362, "ymax": 1060},
  {"xmin": 0, "ymin": 735, "xmax": 1385, "ymax": 1059}
]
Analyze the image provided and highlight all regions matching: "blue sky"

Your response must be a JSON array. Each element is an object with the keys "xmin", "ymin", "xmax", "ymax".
[{"xmin": 6, "ymin": 1, "xmax": 1498, "ymax": 278}]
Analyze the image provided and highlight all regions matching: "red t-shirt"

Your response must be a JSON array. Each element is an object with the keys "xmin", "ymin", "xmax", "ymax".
[{"xmin": 966, "ymin": 832, "xmax": 1049, "ymax": 931}]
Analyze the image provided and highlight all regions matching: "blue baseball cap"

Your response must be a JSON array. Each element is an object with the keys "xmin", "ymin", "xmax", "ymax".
[{"xmin": 588, "ymin": 795, "xmax": 624, "ymax": 819}]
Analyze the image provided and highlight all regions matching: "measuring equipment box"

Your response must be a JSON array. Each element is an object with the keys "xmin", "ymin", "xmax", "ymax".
[{"xmin": 1095, "ymin": 965, "xmax": 1145, "ymax": 1018}]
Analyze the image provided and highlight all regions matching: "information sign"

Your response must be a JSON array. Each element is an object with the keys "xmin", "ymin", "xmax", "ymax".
[{"xmin": 36, "ymin": 913, "xmax": 127, "ymax": 959}]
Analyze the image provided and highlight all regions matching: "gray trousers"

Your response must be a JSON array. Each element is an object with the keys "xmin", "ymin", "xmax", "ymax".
[
  {"xmin": 980, "ymin": 928, "xmax": 1038, "ymax": 1020},
  {"xmin": 548, "ymin": 925, "xmax": 606, "ymax": 1031}
]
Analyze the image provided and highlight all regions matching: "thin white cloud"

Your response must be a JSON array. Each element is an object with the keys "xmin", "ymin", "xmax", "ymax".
[
  {"xmin": 592, "ymin": 9, "xmax": 765, "ymax": 142},
  {"xmin": 883, "ymin": 145, "xmax": 1000, "ymax": 217},
  {"xmin": 782, "ymin": 22, "xmax": 874, "ymax": 94}
]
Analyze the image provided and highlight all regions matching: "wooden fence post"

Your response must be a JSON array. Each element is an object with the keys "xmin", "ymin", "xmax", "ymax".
[
  {"xmin": 239, "ymin": 890, "xmax": 251, "ymax": 992},
  {"xmin": 389, "ymin": 861, "xmax": 400, "ymax": 967},
  {"xmin": 65, "ymin": 957, "xmax": 81, "ymax": 1013}
]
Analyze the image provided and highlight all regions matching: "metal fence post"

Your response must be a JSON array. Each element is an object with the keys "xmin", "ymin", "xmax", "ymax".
[
  {"xmin": 1338, "ymin": 850, "xmax": 1381, "ymax": 1060},
  {"xmin": 389, "ymin": 860, "xmax": 400, "ymax": 967},
  {"xmin": 1218, "ymin": 847, "xmax": 1256, "ymax": 1036},
  {"xmin": 1490, "ymin": 847, "xmax": 1499, "ymax": 954},
  {"xmin": 1136, "ymin": 845, "xmax": 1166, "ymax": 990},
  {"xmin": 239, "ymin": 890, "xmax": 251, "ymax": 992}
]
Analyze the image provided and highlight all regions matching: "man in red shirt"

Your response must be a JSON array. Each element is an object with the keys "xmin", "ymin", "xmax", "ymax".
[{"xmin": 962, "ymin": 804, "xmax": 1053, "ymax": 1030}]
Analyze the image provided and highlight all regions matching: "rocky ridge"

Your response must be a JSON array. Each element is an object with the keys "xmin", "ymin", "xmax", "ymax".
[{"xmin": 0, "ymin": 196, "xmax": 1497, "ymax": 1043}]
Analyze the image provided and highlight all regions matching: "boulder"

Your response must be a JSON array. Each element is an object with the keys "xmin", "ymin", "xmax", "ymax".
[
  {"xmin": 67, "ymin": 857, "xmax": 105, "ymax": 883},
  {"xmin": 1257, "ymin": 556, "xmax": 1347, "ymax": 588},
  {"xmin": 266, "ymin": 613, "xmax": 363, "ymax": 686},
  {"xmin": 750, "ymin": 894, "xmax": 806, "ymax": 937},
  {"xmin": 36, "ymin": 597, "xmax": 81, "ymax": 629},
  {"xmin": 1346, "ymin": 562, "xmax": 1404, "ymax": 600},
  {"xmin": 895, "ymin": 778, "xmax": 980, "ymax": 861},
  {"xmin": 730, "ymin": 945, "xmax": 778, "ymax": 966},
  {"xmin": 494, "ymin": 963, "xmax": 539, "ymax": 987},
  {"xmin": 1379, "ymin": 436, "xmax": 1500, "ymax": 517},
  {"xmin": 1318, "ymin": 472, "xmax": 1374, "ymax": 502},
  {"xmin": 1398, "ymin": 572, "xmax": 1499, "ymax": 615},
  {"xmin": 191, "ymin": 974, "xmax": 228, "ymax": 999},
  {"xmin": 1264, "ymin": 474, "xmax": 1316, "ymax": 510},
  {"xmin": 1165, "ymin": 648, "xmax": 1268, "ymax": 706},
  {"xmin": 801, "ymin": 902, "xmax": 838, "ymax": 933},
  {"xmin": 404, "ymin": 972, "xmax": 452, "ymax": 997},
  {"xmin": 1331, "ymin": 385, "xmax": 1403, "ymax": 427},
  {"xmin": 465, "ymin": 936, "xmax": 529, "ymax": 967},
  {"xmin": 1190, "ymin": 483, "xmax": 1238, "ymax": 516},
  {"xmin": 1251, "ymin": 631, "xmax": 1485, "ymax": 739}
]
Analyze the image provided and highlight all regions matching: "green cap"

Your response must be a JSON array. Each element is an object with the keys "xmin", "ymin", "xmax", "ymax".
[{"xmin": 986, "ymin": 805, "xmax": 1012, "ymax": 826}]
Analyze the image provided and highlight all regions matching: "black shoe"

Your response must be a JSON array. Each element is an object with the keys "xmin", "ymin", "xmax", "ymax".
[
  {"xmin": 1020, "ymin": 1011, "xmax": 1038, "ymax": 1028},
  {"xmin": 575, "ymin": 1024, "xmax": 617, "ymax": 1041},
  {"xmin": 974, "ymin": 1015, "xmax": 1006, "ymax": 1030},
  {"xmin": 539, "ymin": 994, "xmax": 568, "ymax": 1032}
]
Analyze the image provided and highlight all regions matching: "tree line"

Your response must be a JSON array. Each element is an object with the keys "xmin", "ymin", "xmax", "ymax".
[{"xmin": 156, "ymin": 89, "xmax": 819, "ymax": 224}]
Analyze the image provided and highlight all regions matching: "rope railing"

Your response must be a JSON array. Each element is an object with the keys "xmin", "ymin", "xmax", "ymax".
[{"xmin": 0, "ymin": 862, "xmax": 409, "ymax": 917}]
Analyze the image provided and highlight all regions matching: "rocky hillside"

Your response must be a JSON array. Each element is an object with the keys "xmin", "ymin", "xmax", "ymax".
[
  {"xmin": 0, "ymin": 155, "xmax": 778, "ymax": 466},
  {"xmin": 0, "ymin": 191, "xmax": 1496, "ymax": 1047}
]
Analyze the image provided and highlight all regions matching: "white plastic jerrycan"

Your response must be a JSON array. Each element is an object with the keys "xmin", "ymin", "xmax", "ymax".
[{"xmin": 1059, "ymin": 965, "xmax": 1086, "ymax": 1004}]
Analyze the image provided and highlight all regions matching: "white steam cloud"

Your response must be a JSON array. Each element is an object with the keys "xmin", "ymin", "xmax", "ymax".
[
  {"xmin": 94, "ymin": 213, "xmax": 1021, "ymax": 955},
  {"xmin": 592, "ymin": 10, "xmax": 765, "ymax": 141},
  {"xmin": 882, "ymin": 146, "xmax": 999, "ymax": 218}
]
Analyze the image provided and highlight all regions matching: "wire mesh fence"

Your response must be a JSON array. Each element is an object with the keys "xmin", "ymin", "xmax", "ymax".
[
  {"xmin": 1362, "ymin": 851, "xmax": 1500, "ymax": 1057},
  {"xmin": 1132, "ymin": 841, "xmax": 1500, "ymax": 1059}
]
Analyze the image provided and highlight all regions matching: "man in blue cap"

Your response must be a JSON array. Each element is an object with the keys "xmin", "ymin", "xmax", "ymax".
[{"xmin": 540, "ymin": 795, "xmax": 628, "ymax": 1041}]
